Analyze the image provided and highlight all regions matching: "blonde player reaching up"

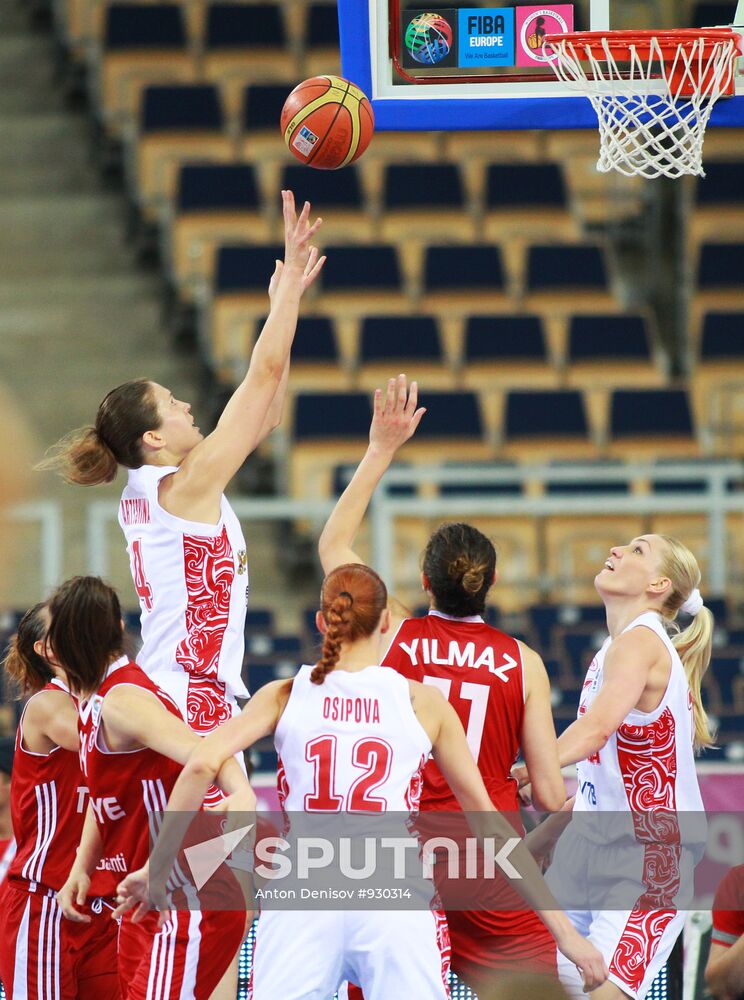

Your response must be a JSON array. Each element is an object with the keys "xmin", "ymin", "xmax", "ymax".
[{"xmin": 515, "ymin": 535, "xmax": 713, "ymax": 1000}]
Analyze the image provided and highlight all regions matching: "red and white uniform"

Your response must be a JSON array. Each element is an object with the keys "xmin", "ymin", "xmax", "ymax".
[
  {"xmin": 548, "ymin": 611, "xmax": 704, "ymax": 999},
  {"xmin": 79, "ymin": 657, "xmax": 245, "ymax": 1000},
  {"xmin": 381, "ymin": 610, "xmax": 556, "ymax": 976},
  {"xmin": 0, "ymin": 679, "xmax": 119, "ymax": 1000},
  {"xmin": 119, "ymin": 465, "xmax": 249, "ymax": 736},
  {"xmin": 249, "ymin": 664, "xmax": 451, "ymax": 1000},
  {"xmin": 711, "ymin": 864, "xmax": 744, "ymax": 950}
]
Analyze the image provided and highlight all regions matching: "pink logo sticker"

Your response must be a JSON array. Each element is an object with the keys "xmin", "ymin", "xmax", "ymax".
[{"xmin": 515, "ymin": 5, "xmax": 574, "ymax": 66}]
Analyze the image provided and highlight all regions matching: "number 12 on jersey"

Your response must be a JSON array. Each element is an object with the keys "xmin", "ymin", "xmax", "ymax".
[{"xmin": 424, "ymin": 677, "xmax": 489, "ymax": 761}]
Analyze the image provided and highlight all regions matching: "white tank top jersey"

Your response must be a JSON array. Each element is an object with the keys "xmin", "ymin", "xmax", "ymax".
[
  {"xmin": 274, "ymin": 665, "xmax": 432, "ymax": 814},
  {"xmin": 118, "ymin": 465, "xmax": 250, "ymax": 718},
  {"xmin": 574, "ymin": 611, "xmax": 704, "ymax": 840}
]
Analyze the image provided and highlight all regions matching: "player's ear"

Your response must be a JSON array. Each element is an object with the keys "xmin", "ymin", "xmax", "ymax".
[
  {"xmin": 379, "ymin": 608, "xmax": 391, "ymax": 635},
  {"xmin": 141, "ymin": 429, "xmax": 165, "ymax": 451},
  {"xmin": 492, "ymin": 569, "xmax": 499, "ymax": 585},
  {"xmin": 315, "ymin": 610, "xmax": 327, "ymax": 635},
  {"xmin": 421, "ymin": 572, "xmax": 431, "ymax": 593}
]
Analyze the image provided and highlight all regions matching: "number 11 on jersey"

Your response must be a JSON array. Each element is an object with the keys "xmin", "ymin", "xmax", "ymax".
[{"xmin": 423, "ymin": 677, "xmax": 489, "ymax": 761}]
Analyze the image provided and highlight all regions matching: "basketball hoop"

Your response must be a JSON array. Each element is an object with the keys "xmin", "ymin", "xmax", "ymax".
[{"xmin": 543, "ymin": 28, "xmax": 744, "ymax": 179}]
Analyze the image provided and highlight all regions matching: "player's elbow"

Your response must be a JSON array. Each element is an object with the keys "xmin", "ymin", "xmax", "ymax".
[{"xmin": 531, "ymin": 782, "xmax": 566, "ymax": 813}]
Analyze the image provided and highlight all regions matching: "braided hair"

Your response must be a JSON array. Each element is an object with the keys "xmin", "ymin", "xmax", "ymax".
[{"xmin": 311, "ymin": 564, "xmax": 388, "ymax": 684}]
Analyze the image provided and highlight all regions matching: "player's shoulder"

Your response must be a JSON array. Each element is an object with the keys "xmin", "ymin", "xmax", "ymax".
[{"xmin": 713, "ymin": 864, "xmax": 744, "ymax": 911}]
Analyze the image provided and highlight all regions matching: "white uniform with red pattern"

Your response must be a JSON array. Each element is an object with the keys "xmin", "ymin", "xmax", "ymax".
[
  {"xmin": 119, "ymin": 464, "xmax": 250, "ymax": 736},
  {"xmin": 548, "ymin": 611, "xmax": 705, "ymax": 1000},
  {"xmin": 249, "ymin": 664, "xmax": 451, "ymax": 1000}
]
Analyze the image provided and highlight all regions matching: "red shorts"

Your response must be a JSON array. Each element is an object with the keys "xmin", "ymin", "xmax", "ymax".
[
  {"xmin": 0, "ymin": 881, "xmax": 120, "ymax": 1000},
  {"xmin": 118, "ymin": 908, "xmax": 245, "ymax": 1000},
  {"xmin": 446, "ymin": 907, "xmax": 556, "ymax": 977}
]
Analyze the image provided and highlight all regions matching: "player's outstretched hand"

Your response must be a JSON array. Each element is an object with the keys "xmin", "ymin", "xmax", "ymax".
[
  {"xmin": 370, "ymin": 375, "xmax": 426, "ymax": 456},
  {"xmin": 57, "ymin": 869, "xmax": 92, "ymax": 923},
  {"xmin": 280, "ymin": 190, "xmax": 325, "ymax": 286},
  {"xmin": 556, "ymin": 926, "xmax": 609, "ymax": 993},
  {"xmin": 268, "ymin": 245, "xmax": 326, "ymax": 303}
]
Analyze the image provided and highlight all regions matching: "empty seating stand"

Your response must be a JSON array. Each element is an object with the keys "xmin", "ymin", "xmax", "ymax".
[
  {"xmin": 314, "ymin": 244, "xmax": 408, "ymax": 318},
  {"xmin": 379, "ymin": 163, "xmax": 473, "ymax": 243},
  {"xmin": 278, "ymin": 164, "xmax": 372, "ymax": 240},
  {"xmin": 356, "ymin": 315, "xmax": 452, "ymax": 390},
  {"xmin": 689, "ymin": 161, "xmax": 744, "ymax": 246},
  {"xmin": 606, "ymin": 388, "xmax": 698, "ymax": 459},
  {"xmin": 691, "ymin": 242, "xmax": 744, "ymax": 333},
  {"xmin": 482, "ymin": 163, "xmax": 578, "ymax": 252},
  {"xmin": 240, "ymin": 82, "xmax": 294, "ymax": 161},
  {"xmin": 289, "ymin": 391, "xmax": 372, "ymax": 498},
  {"xmin": 202, "ymin": 2, "xmax": 294, "ymax": 120},
  {"xmin": 501, "ymin": 388, "xmax": 596, "ymax": 460},
  {"xmin": 691, "ymin": 311, "xmax": 744, "ymax": 454},
  {"xmin": 92, "ymin": 3, "xmax": 195, "ymax": 136},
  {"xmin": 423, "ymin": 244, "xmax": 510, "ymax": 316},
  {"xmin": 165, "ymin": 162, "xmax": 270, "ymax": 309},
  {"xmin": 523, "ymin": 243, "xmax": 617, "ymax": 315},
  {"xmin": 202, "ymin": 242, "xmax": 284, "ymax": 378},
  {"xmin": 130, "ymin": 84, "xmax": 234, "ymax": 223},
  {"xmin": 303, "ymin": 2, "xmax": 342, "ymax": 76}
]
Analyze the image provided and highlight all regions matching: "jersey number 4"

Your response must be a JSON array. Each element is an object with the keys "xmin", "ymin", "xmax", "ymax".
[
  {"xmin": 305, "ymin": 735, "xmax": 393, "ymax": 812},
  {"xmin": 424, "ymin": 676, "xmax": 489, "ymax": 761},
  {"xmin": 131, "ymin": 539, "xmax": 154, "ymax": 611}
]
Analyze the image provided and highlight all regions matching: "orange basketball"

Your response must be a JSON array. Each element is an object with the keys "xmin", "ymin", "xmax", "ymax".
[{"xmin": 280, "ymin": 75, "xmax": 374, "ymax": 169}]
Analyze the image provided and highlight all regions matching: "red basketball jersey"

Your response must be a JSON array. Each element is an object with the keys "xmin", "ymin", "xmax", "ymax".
[
  {"xmin": 382, "ymin": 610, "xmax": 525, "ymax": 811},
  {"xmin": 78, "ymin": 657, "xmax": 184, "ymax": 883},
  {"xmin": 8, "ymin": 679, "xmax": 112, "ymax": 894}
]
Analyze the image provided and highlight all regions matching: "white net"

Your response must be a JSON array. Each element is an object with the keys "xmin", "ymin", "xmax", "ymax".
[{"xmin": 544, "ymin": 31, "xmax": 742, "ymax": 179}]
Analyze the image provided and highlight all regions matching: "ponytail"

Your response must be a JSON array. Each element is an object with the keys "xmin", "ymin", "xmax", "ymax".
[
  {"xmin": 38, "ymin": 426, "xmax": 118, "ymax": 486},
  {"xmin": 3, "ymin": 602, "xmax": 52, "ymax": 696},
  {"xmin": 658, "ymin": 535, "xmax": 715, "ymax": 752},
  {"xmin": 37, "ymin": 378, "xmax": 159, "ymax": 485},
  {"xmin": 423, "ymin": 522, "xmax": 496, "ymax": 617},
  {"xmin": 670, "ymin": 606, "xmax": 715, "ymax": 751},
  {"xmin": 312, "ymin": 565, "xmax": 388, "ymax": 685}
]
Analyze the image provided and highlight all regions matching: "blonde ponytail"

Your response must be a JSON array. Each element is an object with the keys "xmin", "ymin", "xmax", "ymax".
[
  {"xmin": 669, "ymin": 606, "xmax": 715, "ymax": 751},
  {"xmin": 658, "ymin": 535, "xmax": 715, "ymax": 752}
]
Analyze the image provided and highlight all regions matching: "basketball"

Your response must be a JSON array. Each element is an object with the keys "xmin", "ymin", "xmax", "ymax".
[{"xmin": 280, "ymin": 75, "xmax": 374, "ymax": 169}]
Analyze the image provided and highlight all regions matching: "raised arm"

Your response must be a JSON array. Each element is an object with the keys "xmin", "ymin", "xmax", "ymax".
[
  {"xmin": 318, "ymin": 375, "xmax": 425, "ymax": 575},
  {"xmin": 412, "ymin": 682, "xmax": 608, "ymax": 991},
  {"xmin": 166, "ymin": 192, "xmax": 325, "ymax": 502}
]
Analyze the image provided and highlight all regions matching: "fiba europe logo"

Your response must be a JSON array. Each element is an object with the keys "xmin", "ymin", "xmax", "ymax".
[{"xmin": 405, "ymin": 12, "xmax": 453, "ymax": 65}]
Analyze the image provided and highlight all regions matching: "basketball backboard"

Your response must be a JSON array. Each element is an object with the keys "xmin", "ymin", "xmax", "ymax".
[{"xmin": 338, "ymin": 0, "xmax": 744, "ymax": 129}]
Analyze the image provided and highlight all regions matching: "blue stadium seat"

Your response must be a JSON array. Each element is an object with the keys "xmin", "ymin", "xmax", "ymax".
[
  {"xmin": 244, "ymin": 608, "xmax": 275, "ymax": 633},
  {"xmin": 321, "ymin": 245, "xmax": 401, "ymax": 292},
  {"xmin": 241, "ymin": 83, "xmax": 288, "ymax": 131},
  {"xmin": 205, "ymin": 3, "xmax": 287, "ymax": 48},
  {"xmin": 700, "ymin": 311, "xmax": 744, "ymax": 358},
  {"xmin": 486, "ymin": 163, "xmax": 568, "ymax": 209},
  {"xmin": 461, "ymin": 314, "xmax": 558, "ymax": 391},
  {"xmin": 608, "ymin": 389, "xmax": 695, "ymax": 442},
  {"xmin": 357, "ymin": 316, "xmax": 451, "ymax": 388},
  {"xmin": 105, "ymin": 3, "xmax": 186, "ymax": 47},
  {"xmin": 528, "ymin": 604, "xmax": 562, "ymax": 649},
  {"xmin": 411, "ymin": 391, "xmax": 483, "ymax": 441},
  {"xmin": 176, "ymin": 163, "xmax": 260, "ymax": 212},
  {"xmin": 425, "ymin": 245, "xmax": 505, "ymax": 292},
  {"xmin": 291, "ymin": 316, "xmax": 339, "ymax": 363},
  {"xmin": 465, "ymin": 314, "xmax": 547, "ymax": 362},
  {"xmin": 651, "ymin": 456, "xmax": 738, "ymax": 494},
  {"xmin": 280, "ymin": 164, "xmax": 364, "ymax": 210},
  {"xmin": 141, "ymin": 84, "xmax": 224, "ymax": 132},
  {"xmin": 333, "ymin": 463, "xmax": 416, "ymax": 498},
  {"xmin": 697, "ymin": 243, "xmax": 744, "ymax": 289},
  {"xmin": 214, "ymin": 244, "xmax": 284, "ymax": 292},
  {"xmin": 711, "ymin": 655, "xmax": 743, "ymax": 708},
  {"xmin": 247, "ymin": 663, "xmax": 280, "ymax": 690},
  {"xmin": 696, "ymin": 161, "xmax": 744, "ymax": 204},
  {"xmin": 568, "ymin": 314, "xmax": 652, "ymax": 363},
  {"xmin": 527, "ymin": 244, "xmax": 608, "ymax": 292},
  {"xmin": 384, "ymin": 164, "xmax": 464, "ymax": 210},
  {"xmin": 293, "ymin": 392, "xmax": 371, "ymax": 441},
  {"xmin": 503, "ymin": 389, "xmax": 590, "ymax": 452},
  {"xmin": 307, "ymin": 3, "xmax": 340, "ymax": 46}
]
